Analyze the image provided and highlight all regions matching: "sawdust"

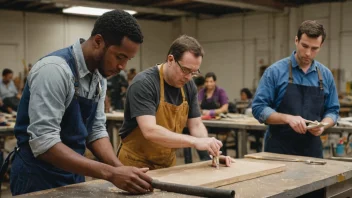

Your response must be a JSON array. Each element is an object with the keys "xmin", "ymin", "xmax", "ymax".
[{"xmin": 108, "ymin": 186, "xmax": 120, "ymax": 192}]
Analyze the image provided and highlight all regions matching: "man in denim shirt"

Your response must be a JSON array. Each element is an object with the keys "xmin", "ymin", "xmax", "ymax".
[
  {"xmin": 252, "ymin": 20, "xmax": 339, "ymax": 160},
  {"xmin": 8, "ymin": 10, "xmax": 152, "ymax": 195}
]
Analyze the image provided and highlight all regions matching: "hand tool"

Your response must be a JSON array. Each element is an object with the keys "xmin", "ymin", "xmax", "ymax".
[
  {"xmin": 305, "ymin": 120, "xmax": 328, "ymax": 129},
  {"xmin": 151, "ymin": 179, "xmax": 235, "ymax": 198},
  {"xmin": 245, "ymin": 155, "xmax": 327, "ymax": 165},
  {"xmin": 214, "ymin": 155, "xmax": 220, "ymax": 169},
  {"xmin": 210, "ymin": 154, "xmax": 220, "ymax": 169}
]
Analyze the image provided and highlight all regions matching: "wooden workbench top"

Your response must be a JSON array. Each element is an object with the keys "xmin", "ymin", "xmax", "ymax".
[
  {"xmin": 18, "ymin": 152, "xmax": 352, "ymax": 198},
  {"xmin": 106, "ymin": 112, "xmax": 352, "ymax": 133}
]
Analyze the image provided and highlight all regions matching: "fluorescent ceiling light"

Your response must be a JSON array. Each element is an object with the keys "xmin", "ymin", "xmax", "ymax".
[{"xmin": 63, "ymin": 6, "xmax": 137, "ymax": 16}]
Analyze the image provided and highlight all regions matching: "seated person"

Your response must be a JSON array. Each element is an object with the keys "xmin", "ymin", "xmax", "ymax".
[
  {"xmin": 107, "ymin": 73, "xmax": 128, "ymax": 110},
  {"xmin": 193, "ymin": 75, "xmax": 205, "ymax": 92},
  {"xmin": 127, "ymin": 68, "xmax": 137, "ymax": 85},
  {"xmin": 0, "ymin": 69, "xmax": 21, "ymax": 112},
  {"xmin": 239, "ymin": 88, "xmax": 253, "ymax": 115},
  {"xmin": 198, "ymin": 72, "xmax": 229, "ymax": 117},
  {"xmin": 240, "ymin": 88, "xmax": 253, "ymax": 102},
  {"xmin": 198, "ymin": 72, "xmax": 230, "ymax": 155}
]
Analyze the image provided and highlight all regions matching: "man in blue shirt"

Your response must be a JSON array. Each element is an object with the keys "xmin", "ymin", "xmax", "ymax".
[{"xmin": 252, "ymin": 20, "xmax": 339, "ymax": 159}]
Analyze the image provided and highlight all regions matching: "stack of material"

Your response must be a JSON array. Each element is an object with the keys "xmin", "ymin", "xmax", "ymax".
[{"xmin": 338, "ymin": 117, "xmax": 352, "ymax": 127}]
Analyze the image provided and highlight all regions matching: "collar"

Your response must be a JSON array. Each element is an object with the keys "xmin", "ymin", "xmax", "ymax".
[
  {"xmin": 290, "ymin": 51, "xmax": 317, "ymax": 72},
  {"xmin": 72, "ymin": 38, "xmax": 103, "ymax": 80}
]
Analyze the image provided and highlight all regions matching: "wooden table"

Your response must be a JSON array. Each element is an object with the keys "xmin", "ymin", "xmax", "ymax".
[
  {"xmin": 106, "ymin": 112, "xmax": 124, "ymax": 153},
  {"xmin": 18, "ymin": 152, "xmax": 352, "ymax": 198},
  {"xmin": 106, "ymin": 112, "xmax": 352, "ymax": 157},
  {"xmin": 0, "ymin": 122, "xmax": 15, "ymax": 136}
]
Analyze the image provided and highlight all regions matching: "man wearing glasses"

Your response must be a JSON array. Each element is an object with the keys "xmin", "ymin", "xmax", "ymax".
[{"xmin": 117, "ymin": 35, "xmax": 232, "ymax": 169}]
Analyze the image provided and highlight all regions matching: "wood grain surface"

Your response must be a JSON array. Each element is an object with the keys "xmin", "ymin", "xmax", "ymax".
[{"xmin": 147, "ymin": 160, "xmax": 286, "ymax": 188}]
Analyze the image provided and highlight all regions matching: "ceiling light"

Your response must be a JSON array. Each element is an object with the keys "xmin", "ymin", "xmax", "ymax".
[{"xmin": 63, "ymin": 6, "xmax": 137, "ymax": 16}]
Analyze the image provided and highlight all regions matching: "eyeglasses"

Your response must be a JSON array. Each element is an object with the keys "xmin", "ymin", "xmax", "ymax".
[{"xmin": 175, "ymin": 60, "xmax": 201, "ymax": 76}]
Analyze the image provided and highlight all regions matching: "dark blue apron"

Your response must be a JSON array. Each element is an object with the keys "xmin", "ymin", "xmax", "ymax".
[
  {"xmin": 8, "ymin": 46, "xmax": 101, "ymax": 195},
  {"xmin": 264, "ymin": 59, "xmax": 325, "ymax": 158}
]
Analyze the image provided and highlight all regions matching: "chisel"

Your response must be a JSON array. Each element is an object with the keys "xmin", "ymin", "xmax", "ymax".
[{"xmin": 245, "ymin": 155, "xmax": 326, "ymax": 165}]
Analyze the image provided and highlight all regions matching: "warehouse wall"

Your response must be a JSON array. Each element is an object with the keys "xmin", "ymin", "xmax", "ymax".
[
  {"xmin": 0, "ymin": 1, "xmax": 351, "ymax": 100},
  {"xmin": 0, "ymin": 10, "xmax": 173, "ymax": 78},
  {"xmin": 193, "ymin": 2, "xmax": 351, "ymax": 101}
]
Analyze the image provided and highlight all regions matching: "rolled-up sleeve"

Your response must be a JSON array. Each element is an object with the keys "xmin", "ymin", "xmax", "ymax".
[
  {"xmin": 28, "ymin": 62, "xmax": 71, "ymax": 157},
  {"xmin": 252, "ymin": 68, "xmax": 277, "ymax": 123},
  {"xmin": 86, "ymin": 79, "xmax": 109, "ymax": 144},
  {"xmin": 323, "ymin": 71, "xmax": 340, "ymax": 124}
]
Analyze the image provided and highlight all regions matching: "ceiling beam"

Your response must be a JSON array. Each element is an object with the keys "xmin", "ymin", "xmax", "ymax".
[
  {"xmin": 191, "ymin": 0, "xmax": 283, "ymax": 12},
  {"xmin": 25, "ymin": 1, "xmax": 43, "ymax": 8},
  {"xmin": 38, "ymin": 3, "xmax": 57, "ymax": 10},
  {"xmin": 40, "ymin": 0, "xmax": 195, "ymax": 17},
  {"xmin": 3, "ymin": 0, "xmax": 22, "ymax": 6},
  {"xmin": 151, "ymin": 0, "xmax": 192, "ymax": 7}
]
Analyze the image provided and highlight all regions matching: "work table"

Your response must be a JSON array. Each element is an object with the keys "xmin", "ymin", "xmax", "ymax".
[{"xmin": 18, "ymin": 152, "xmax": 352, "ymax": 198}]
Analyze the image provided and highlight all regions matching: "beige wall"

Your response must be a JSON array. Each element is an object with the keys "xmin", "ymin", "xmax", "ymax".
[
  {"xmin": 195, "ymin": 2, "xmax": 352, "ymax": 100},
  {"xmin": 0, "ymin": 2, "xmax": 351, "ymax": 99},
  {"xmin": 0, "ymin": 10, "xmax": 173, "ymax": 78}
]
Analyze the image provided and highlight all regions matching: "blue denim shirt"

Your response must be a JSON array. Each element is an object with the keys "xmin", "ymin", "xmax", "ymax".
[{"xmin": 252, "ymin": 51, "xmax": 340, "ymax": 124}]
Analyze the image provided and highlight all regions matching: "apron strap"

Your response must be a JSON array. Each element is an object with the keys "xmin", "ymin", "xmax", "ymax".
[
  {"xmin": 288, "ymin": 59, "xmax": 293, "ymax": 83},
  {"xmin": 180, "ymin": 85, "xmax": 186, "ymax": 102},
  {"xmin": 159, "ymin": 64, "xmax": 186, "ymax": 102},
  {"xmin": 0, "ymin": 147, "xmax": 19, "ymax": 182},
  {"xmin": 288, "ymin": 58, "xmax": 323, "ymax": 91},
  {"xmin": 69, "ymin": 47, "xmax": 80, "ymax": 98},
  {"xmin": 316, "ymin": 66, "xmax": 324, "ymax": 90},
  {"xmin": 159, "ymin": 64, "xmax": 166, "ymax": 101}
]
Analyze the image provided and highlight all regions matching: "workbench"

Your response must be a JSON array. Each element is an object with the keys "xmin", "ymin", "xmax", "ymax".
[
  {"xmin": 17, "ymin": 152, "xmax": 352, "ymax": 198},
  {"xmin": 0, "ymin": 123, "xmax": 14, "ymax": 137},
  {"xmin": 105, "ymin": 113, "xmax": 352, "ymax": 158}
]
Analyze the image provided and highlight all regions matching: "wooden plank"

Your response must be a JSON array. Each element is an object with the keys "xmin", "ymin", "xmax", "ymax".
[
  {"xmin": 147, "ymin": 160, "xmax": 285, "ymax": 188},
  {"xmin": 18, "ymin": 154, "xmax": 352, "ymax": 198}
]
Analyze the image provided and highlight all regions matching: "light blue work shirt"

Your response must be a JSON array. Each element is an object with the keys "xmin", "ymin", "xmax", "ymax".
[{"xmin": 27, "ymin": 39, "xmax": 108, "ymax": 157}]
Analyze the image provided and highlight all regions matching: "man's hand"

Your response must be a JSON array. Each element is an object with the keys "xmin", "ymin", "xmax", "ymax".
[
  {"xmin": 16, "ymin": 93, "xmax": 22, "ymax": 99},
  {"xmin": 108, "ymin": 166, "xmax": 153, "ymax": 194},
  {"xmin": 194, "ymin": 137, "xmax": 222, "ymax": 157},
  {"xmin": 284, "ymin": 115, "xmax": 307, "ymax": 134},
  {"xmin": 211, "ymin": 155, "xmax": 234, "ymax": 167},
  {"xmin": 0, "ymin": 100, "xmax": 3, "ymax": 106},
  {"xmin": 308, "ymin": 126, "xmax": 324, "ymax": 136}
]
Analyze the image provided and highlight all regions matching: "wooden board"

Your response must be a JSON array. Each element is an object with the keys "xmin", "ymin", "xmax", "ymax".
[{"xmin": 147, "ymin": 160, "xmax": 285, "ymax": 188}]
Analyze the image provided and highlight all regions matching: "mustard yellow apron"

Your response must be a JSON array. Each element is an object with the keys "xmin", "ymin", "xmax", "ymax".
[{"xmin": 118, "ymin": 64, "xmax": 189, "ymax": 170}]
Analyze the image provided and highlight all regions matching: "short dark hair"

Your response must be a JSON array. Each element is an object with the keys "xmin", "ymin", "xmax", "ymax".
[
  {"xmin": 129, "ymin": 68, "xmax": 136, "ymax": 73},
  {"xmin": 167, "ymin": 35, "xmax": 204, "ymax": 61},
  {"xmin": 91, "ymin": 9, "xmax": 143, "ymax": 46},
  {"xmin": 297, "ymin": 20, "xmax": 326, "ymax": 44},
  {"xmin": 193, "ymin": 75, "xmax": 205, "ymax": 87},
  {"xmin": 2, "ymin": 68, "xmax": 13, "ymax": 76},
  {"xmin": 205, "ymin": 72, "xmax": 216, "ymax": 81},
  {"xmin": 241, "ymin": 88, "xmax": 253, "ymax": 99}
]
